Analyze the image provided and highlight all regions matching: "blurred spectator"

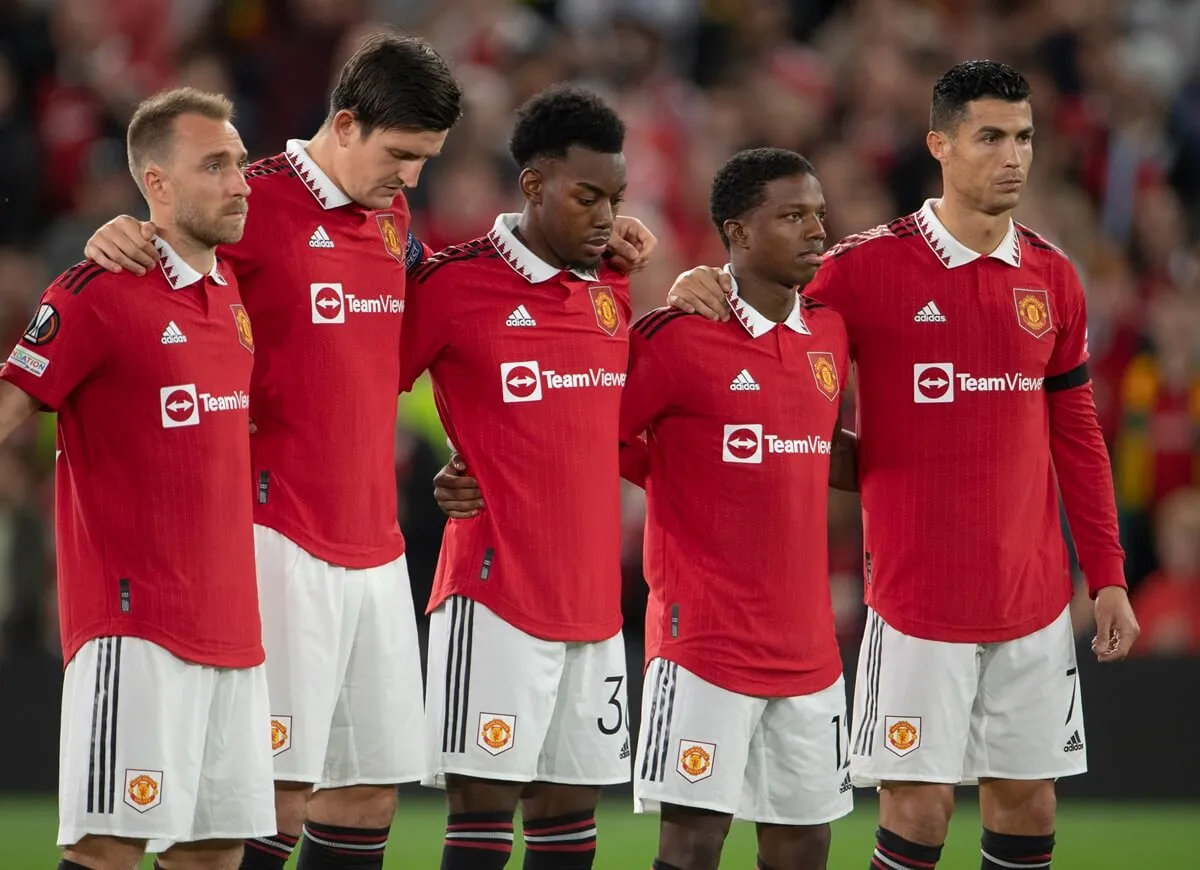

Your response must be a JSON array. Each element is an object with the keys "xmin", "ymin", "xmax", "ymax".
[{"xmin": 1131, "ymin": 486, "xmax": 1200, "ymax": 655}]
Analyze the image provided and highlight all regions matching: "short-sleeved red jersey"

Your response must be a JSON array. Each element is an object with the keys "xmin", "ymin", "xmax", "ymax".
[
  {"xmin": 1, "ymin": 240, "xmax": 261, "ymax": 668},
  {"xmin": 225, "ymin": 140, "xmax": 427, "ymax": 569},
  {"xmin": 621, "ymin": 272, "xmax": 848, "ymax": 696},
  {"xmin": 806, "ymin": 200, "xmax": 1124, "ymax": 642},
  {"xmin": 400, "ymin": 214, "xmax": 631, "ymax": 642}
]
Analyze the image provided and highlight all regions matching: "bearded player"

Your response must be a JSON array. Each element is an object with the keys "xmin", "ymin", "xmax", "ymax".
[{"xmin": 665, "ymin": 60, "xmax": 1138, "ymax": 870}]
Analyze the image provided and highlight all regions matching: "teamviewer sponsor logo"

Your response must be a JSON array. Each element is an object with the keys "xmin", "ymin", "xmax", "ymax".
[
  {"xmin": 914, "ymin": 363, "xmax": 954, "ymax": 403},
  {"xmin": 311, "ymin": 283, "xmax": 344, "ymax": 323},
  {"xmin": 723, "ymin": 424, "xmax": 763, "ymax": 464},
  {"xmin": 161, "ymin": 384, "xmax": 200, "ymax": 428},
  {"xmin": 500, "ymin": 361, "xmax": 543, "ymax": 403}
]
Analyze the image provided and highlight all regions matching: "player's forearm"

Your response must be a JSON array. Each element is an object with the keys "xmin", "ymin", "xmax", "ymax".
[
  {"xmin": 829, "ymin": 428, "xmax": 858, "ymax": 492},
  {"xmin": 0, "ymin": 379, "xmax": 40, "ymax": 444},
  {"xmin": 1048, "ymin": 383, "xmax": 1126, "ymax": 595}
]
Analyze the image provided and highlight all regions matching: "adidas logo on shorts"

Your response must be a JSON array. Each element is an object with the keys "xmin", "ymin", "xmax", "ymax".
[
  {"xmin": 914, "ymin": 300, "xmax": 946, "ymax": 323},
  {"xmin": 1063, "ymin": 730, "xmax": 1084, "ymax": 752},
  {"xmin": 839, "ymin": 772, "xmax": 853, "ymax": 793},
  {"xmin": 505, "ymin": 305, "xmax": 536, "ymax": 327},
  {"xmin": 619, "ymin": 738, "xmax": 631, "ymax": 761}
]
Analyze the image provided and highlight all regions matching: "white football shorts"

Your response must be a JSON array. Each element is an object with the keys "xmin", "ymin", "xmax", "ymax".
[
  {"xmin": 58, "ymin": 637, "xmax": 275, "ymax": 849},
  {"xmin": 634, "ymin": 659, "xmax": 853, "ymax": 825},
  {"xmin": 850, "ymin": 604, "xmax": 1086, "ymax": 786},
  {"xmin": 424, "ymin": 596, "xmax": 631, "ymax": 787},
  {"xmin": 253, "ymin": 524, "xmax": 426, "ymax": 788}
]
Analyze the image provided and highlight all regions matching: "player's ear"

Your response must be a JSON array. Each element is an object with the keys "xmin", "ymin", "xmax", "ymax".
[
  {"xmin": 926, "ymin": 129, "xmax": 949, "ymax": 163},
  {"xmin": 330, "ymin": 110, "xmax": 358, "ymax": 147},
  {"xmin": 144, "ymin": 163, "xmax": 167, "ymax": 202},
  {"xmin": 519, "ymin": 167, "xmax": 543, "ymax": 205},
  {"xmin": 724, "ymin": 219, "xmax": 748, "ymax": 250}
]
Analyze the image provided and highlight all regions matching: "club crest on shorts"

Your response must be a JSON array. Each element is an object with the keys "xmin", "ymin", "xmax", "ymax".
[
  {"xmin": 123, "ymin": 769, "xmax": 163, "ymax": 812},
  {"xmin": 1013, "ymin": 288, "xmax": 1053, "ymax": 339},
  {"xmin": 589, "ymin": 286, "xmax": 620, "ymax": 336},
  {"xmin": 231, "ymin": 303, "xmax": 254, "ymax": 353},
  {"xmin": 376, "ymin": 213, "xmax": 407, "ymax": 265},
  {"xmin": 884, "ymin": 716, "xmax": 921, "ymax": 757},
  {"xmin": 807, "ymin": 351, "xmax": 840, "ymax": 401},
  {"xmin": 676, "ymin": 740, "xmax": 716, "ymax": 783},
  {"xmin": 271, "ymin": 715, "xmax": 292, "ymax": 756},
  {"xmin": 477, "ymin": 713, "xmax": 516, "ymax": 755}
]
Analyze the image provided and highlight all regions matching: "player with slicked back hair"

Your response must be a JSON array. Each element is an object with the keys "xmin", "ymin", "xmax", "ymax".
[
  {"xmin": 665, "ymin": 59, "xmax": 1138, "ymax": 870},
  {"xmin": 401, "ymin": 84, "xmax": 635, "ymax": 870}
]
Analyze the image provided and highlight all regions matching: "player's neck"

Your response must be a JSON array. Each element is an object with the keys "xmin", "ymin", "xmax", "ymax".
[
  {"xmin": 932, "ymin": 195, "xmax": 1012, "ymax": 256},
  {"xmin": 516, "ymin": 209, "xmax": 569, "ymax": 270},
  {"xmin": 304, "ymin": 128, "xmax": 348, "ymax": 197},
  {"xmin": 730, "ymin": 264, "xmax": 795, "ymax": 323},
  {"xmin": 153, "ymin": 221, "xmax": 216, "ymax": 277}
]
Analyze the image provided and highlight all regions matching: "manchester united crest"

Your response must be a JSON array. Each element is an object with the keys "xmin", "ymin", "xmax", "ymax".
[
  {"xmin": 231, "ymin": 303, "xmax": 254, "ymax": 353},
  {"xmin": 477, "ymin": 713, "xmax": 516, "ymax": 756},
  {"xmin": 589, "ymin": 285, "xmax": 621, "ymax": 336},
  {"xmin": 676, "ymin": 740, "xmax": 716, "ymax": 783},
  {"xmin": 376, "ymin": 213, "xmax": 406, "ymax": 265},
  {"xmin": 807, "ymin": 351, "xmax": 840, "ymax": 402},
  {"xmin": 884, "ymin": 716, "xmax": 921, "ymax": 757},
  {"xmin": 1013, "ymin": 288, "xmax": 1052, "ymax": 339},
  {"xmin": 123, "ymin": 769, "xmax": 163, "ymax": 812},
  {"xmin": 271, "ymin": 715, "xmax": 292, "ymax": 756}
]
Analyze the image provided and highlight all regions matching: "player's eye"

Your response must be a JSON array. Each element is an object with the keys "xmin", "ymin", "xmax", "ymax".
[{"xmin": 578, "ymin": 197, "xmax": 597, "ymax": 207}]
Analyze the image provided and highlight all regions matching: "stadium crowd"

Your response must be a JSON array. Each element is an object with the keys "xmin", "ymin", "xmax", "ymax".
[{"xmin": 0, "ymin": 0, "xmax": 1198, "ymax": 665}]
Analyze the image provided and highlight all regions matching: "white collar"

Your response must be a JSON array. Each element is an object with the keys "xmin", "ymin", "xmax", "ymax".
[
  {"xmin": 915, "ymin": 199, "xmax": 1021, "ymax": 269},
  {"xmin": 153, "ymin": 236, "xmax": 227, "ymax": 289},
  {"xmin": 285, "ymin": 138, "xmax": 353, "ymax": 210},
  {"xmin": 724, "ymin": 265, "xmax": 811, "ymax": 339},
  {"xmin": 488, "ymin": 213, "xmax": 599, "ymax": 284}
]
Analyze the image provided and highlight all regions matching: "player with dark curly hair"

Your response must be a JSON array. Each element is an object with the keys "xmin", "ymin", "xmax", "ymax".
[{"xmin": 399, "ymin": 83, "xmax": 634, "ymax": 869}]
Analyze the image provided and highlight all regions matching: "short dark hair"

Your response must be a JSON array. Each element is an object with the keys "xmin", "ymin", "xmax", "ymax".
[
  {"xmin": 509, "ymin": 84, "xmax": 626, "ymax": 168},
  {"xmin": 930, "ymin": 60, "xmax": 1031, "ymax": 132},
  {"xmin": 329, "ymin": 29, "xmax": 462, "ymax": 135},
  {"xmin": 127, "ymin": 88, "xmax": 234, "ymax": 193},
  {"xmin": 709, "ymin": 148, "xmax": 814, "ymax": 249}
]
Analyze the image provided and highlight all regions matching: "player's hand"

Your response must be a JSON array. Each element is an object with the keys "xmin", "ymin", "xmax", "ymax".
[
  {"xmin": 84, "ymin": 215, "xmax": 159, "ymax": 276},
  {"xmin": 248, "ymin": 417, "xmax": 257, "ymax": 435},
  {"xmin": 667, "ymin": 266, "xmax": 732, "ymax": 321},
  {"xmin": 1091, "ymin": 586, "xmax": 1140, "ymax": 662},
  {"xmin": 433, "ymin": 453, "xmax": 484, "ymax": 519},
  {"xmin": 607, "ymin": 216, "xmax": 657, "ymax": 274}
]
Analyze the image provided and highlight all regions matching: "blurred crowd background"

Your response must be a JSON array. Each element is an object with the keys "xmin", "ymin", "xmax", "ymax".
[{"xmin": 0, "ymin": 0, "xmax": 1198, "ymax": 669}]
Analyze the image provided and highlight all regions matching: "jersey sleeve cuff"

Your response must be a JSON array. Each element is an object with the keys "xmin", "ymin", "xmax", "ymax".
[{"xmin": 1083, "ymin": 555, "xmax": 1127, "ymax": 597}]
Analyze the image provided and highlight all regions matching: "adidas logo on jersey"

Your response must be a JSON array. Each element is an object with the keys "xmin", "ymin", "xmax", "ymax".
[
  {"xmin": 505, "ymin": 305, "xmax": 536, "ymax": 327},
  {"xmin": 839, "ymin": 772, "xmax": 853, "ymax": 793},
  {"xmin": 309, "ymin": 226, "xmax": 334, "ymax": 248},
  {"xmin": 914, "ymin": 300, "xmax": 946, "ymax": 323},
  {"xmin": 730, "ymin": 369, "xmax": 760, "ymax": 391},
  {"xmin": 160, "ymin": 321, "xmax": 187, "ymax": 344},
  {"xmin": 1063, "ymin": 730, "xmax": 1084, "ymax": 753}
]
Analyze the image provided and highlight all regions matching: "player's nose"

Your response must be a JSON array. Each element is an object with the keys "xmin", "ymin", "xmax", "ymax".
[{"xmin": 397, "ymin": 160, "xmax": 427, "ymax": 189}]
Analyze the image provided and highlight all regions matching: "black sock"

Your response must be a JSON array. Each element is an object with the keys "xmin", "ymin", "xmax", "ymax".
[
  {"xmin": 58, "ymin": 861, "xmax": 91, "ymax": 870},
  {"xmin": 522, "ymin": 810, "xmax": 597, "ymax": 868},
  {"xmin": 241, "ymin": 832, "xmax": 301, "ymax": 869},
  {"xmin": 981, "ymin": 829, "xmax": 1055, "ymax": 869},
  {"xmin": 757, "ymin": 859, "xmax": 776, "ymax": 870},
  {"xmin": 296, "ymin": 821, "xmax": 388, "ymax": 869},
  {"xmin": 872, "ymin": 827, "xmax": 943, "ymax": 869},
  {"xmin": 443, "ymin": 810, "xmax": 515, "ymax": 869},
  {"xmin": 652, "ymin": 861, "xmax": 685, "ymax": 870}
]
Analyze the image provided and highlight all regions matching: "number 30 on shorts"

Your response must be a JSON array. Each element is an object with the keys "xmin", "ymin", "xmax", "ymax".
[{"xmin": 597, "ymin": 675, "xmax": 624, "ymax": 735}]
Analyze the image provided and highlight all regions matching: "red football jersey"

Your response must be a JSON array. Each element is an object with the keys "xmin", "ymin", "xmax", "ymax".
[
  {"xmin": 400, "ymin": 214, "xmax": 630, "ymax": 642},
  {"xmin": 0, "ymin": 241, "xmax": 261, "ymax": 668},
  {"xmin": 621, "ymin": 274, "xmax": 848, "ymax": 696},
  {"xmin": 222, "ymin": 139, "xmax": 426, "ymax": 569},
  {"xmin": 806, "ymin": 200, "xmax": 1124, "ymax": 642}
]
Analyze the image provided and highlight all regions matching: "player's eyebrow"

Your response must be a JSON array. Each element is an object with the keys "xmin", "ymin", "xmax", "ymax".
[
  {"xmin": 777, "ymin": 201, "xmax": 826, "ymax": 212},
  {"xmin": 200, "ymin": 149, "xmax": 248, "ymax": 164},
  {"xmin": 976, "ymin": 125, "xmax": 1035, "ymax": 137},
  {"xmin": 575, "ymin": 181, "xmax": 627, "ymax": 198}
]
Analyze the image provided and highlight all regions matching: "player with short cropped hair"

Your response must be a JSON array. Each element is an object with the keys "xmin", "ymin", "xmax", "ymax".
[
  {"xmin": 400, "ymin": 84, "xmax": 633, "ymax": 870},
  {"xmin": 665, "ymin": 60, "xmax": 1138, "ymax": 870},
  {"xmin": 0, "ymin": 87, "xmax": 272, "ymax": 870},
  {"xmin": 622, "ymin": 147, "xmax": 857, "ymax": 870}
]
